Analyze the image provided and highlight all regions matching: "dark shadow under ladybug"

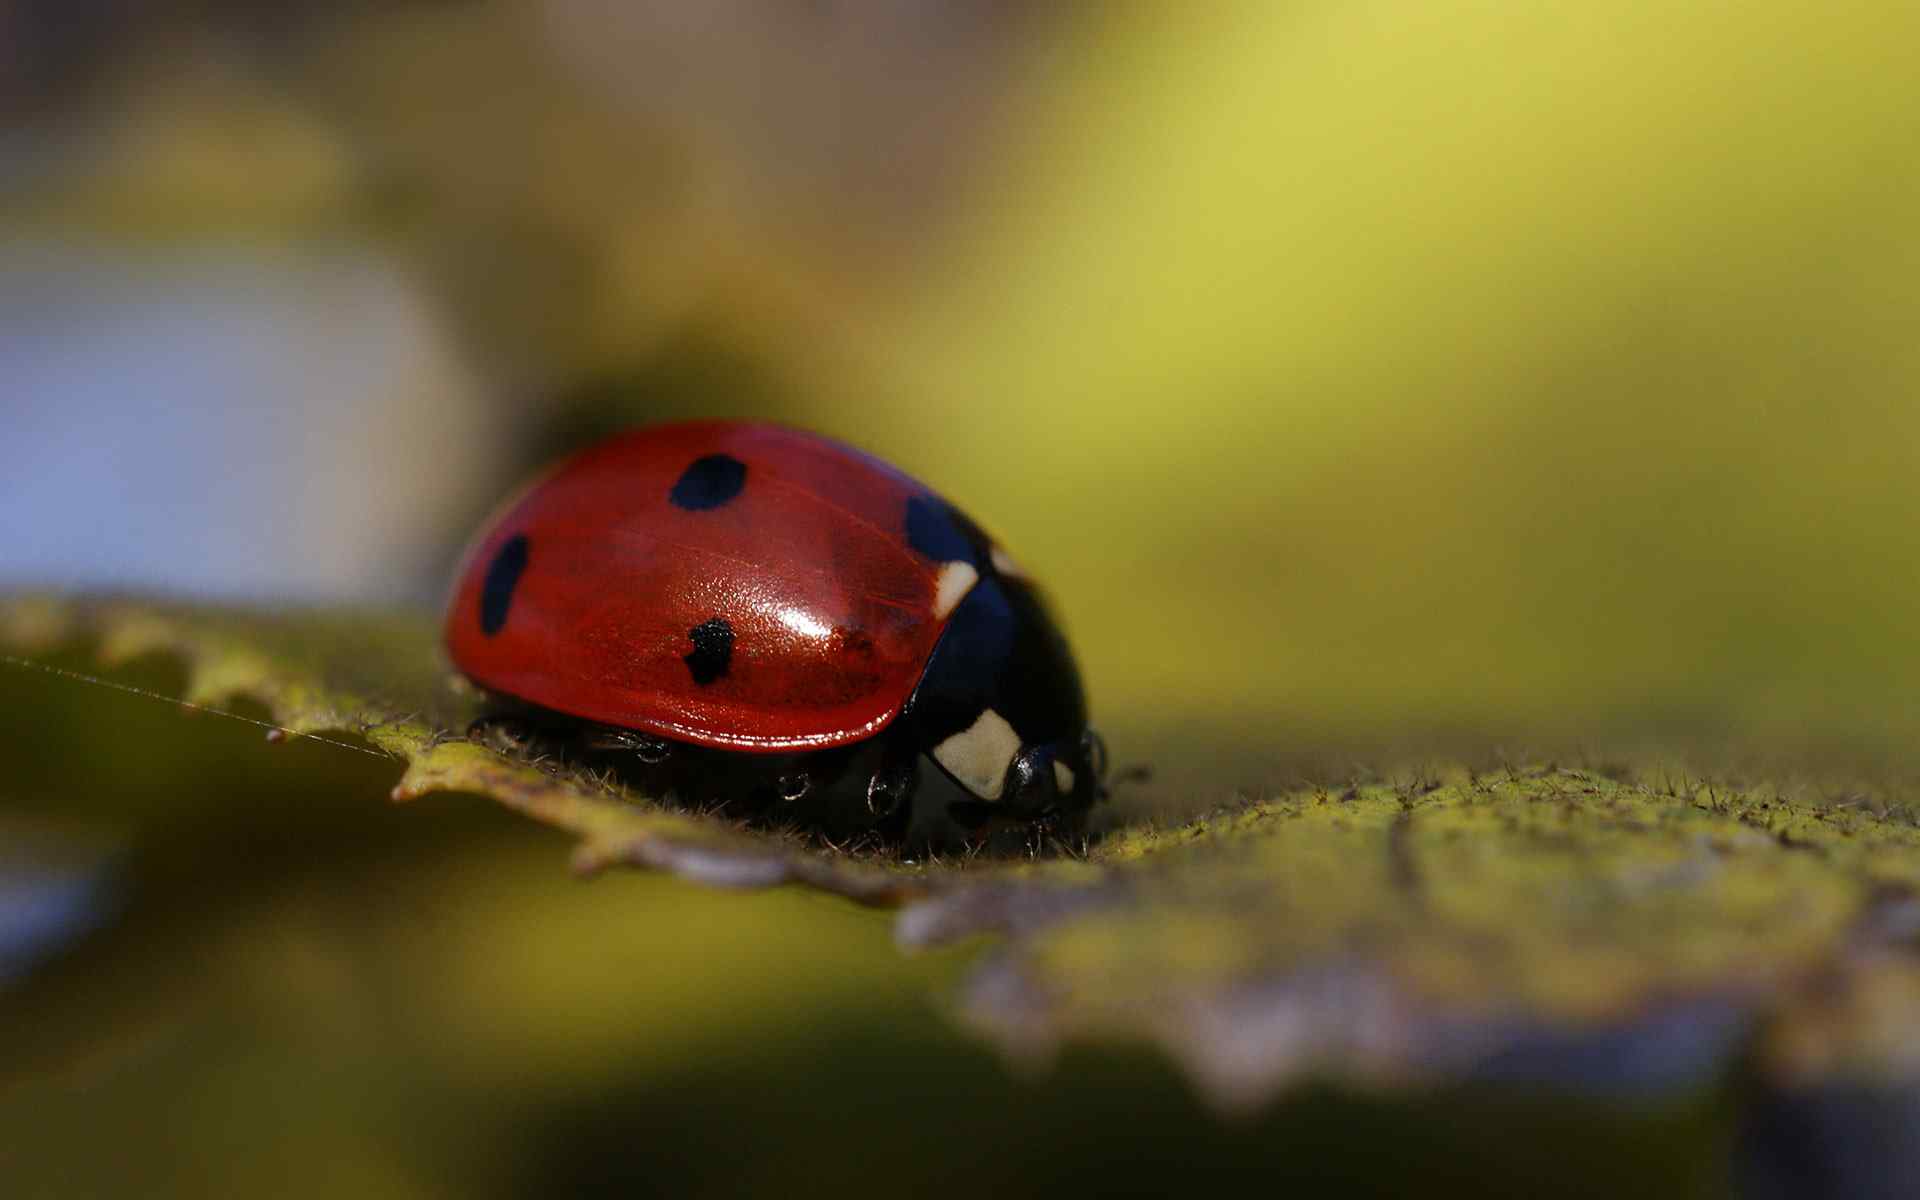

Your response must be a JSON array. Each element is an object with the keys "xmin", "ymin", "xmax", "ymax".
[{"xmin": 466, "ymin": 701, "xmax": 1111, "ymax": 854}]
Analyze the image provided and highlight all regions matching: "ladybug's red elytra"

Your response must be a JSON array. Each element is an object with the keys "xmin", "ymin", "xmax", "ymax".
[{"xmin": 445, "ymin": 420, "xmax": 1105, "ymax": 845}]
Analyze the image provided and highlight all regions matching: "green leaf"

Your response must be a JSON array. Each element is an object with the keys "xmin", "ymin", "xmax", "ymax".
[
  {"xmin": 8, "ymin": 592, "xmax": 1920, "ymax": 1114},
  {"xmin": 906, "ymin": 768, "xmax": 1920, "ymax": 1108},
  {"xmin": 0, "ymin": 593, "xmax": 927, "ymax": 907}
]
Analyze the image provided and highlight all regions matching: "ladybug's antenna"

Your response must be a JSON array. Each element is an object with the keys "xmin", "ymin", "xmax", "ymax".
[{"xmin": 0, "ymin": 652, "xmax": 397, "ymax": 761}]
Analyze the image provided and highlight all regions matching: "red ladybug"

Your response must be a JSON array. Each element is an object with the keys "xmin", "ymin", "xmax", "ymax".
[{"xmin": 445, "ymin": 420, "xmax": 1104, "ymax": 844}]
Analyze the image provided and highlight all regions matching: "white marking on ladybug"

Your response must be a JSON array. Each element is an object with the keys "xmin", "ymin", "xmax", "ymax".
[
  {"xmin": 933, "ymin": 709, "xmax": 1021, "ymax": 800},
  {"xmin": 1053, "ymin": 761, "xmax": 1075, "ymax": 794},
  {"xmin": 989, "ymin": 545, "xmax": 1023, "ymax": 578},
  {"xmin": 932, "ymin": 560, "xmax": 979, "ymax": 620}
]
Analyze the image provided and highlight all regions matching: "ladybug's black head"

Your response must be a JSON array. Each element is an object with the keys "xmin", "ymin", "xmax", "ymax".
[{"xmin": 999, "ymin": 728, "xmax": 1107, "ymax": 820}]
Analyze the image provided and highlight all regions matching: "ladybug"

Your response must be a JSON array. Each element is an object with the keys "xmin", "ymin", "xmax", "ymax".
[{"xmin": 445, "ymin": 420, "xmax": 1105, "ymax": 846}]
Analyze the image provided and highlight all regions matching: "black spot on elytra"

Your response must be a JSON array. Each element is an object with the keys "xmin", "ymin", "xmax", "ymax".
[
  {"xmin": 669, "ymin": 454, "xmax": 747, "ymax": 511},
  {"xmin": 683, "ymin": 617, "xmax": 734, "ymax": 685},
  {"xmin": 479, "ymin": 534, "xmax": 529, "ymax": 636},
  {"xmin": 905, "ymin": 495, "xmax": 972, "ymax": 563}
]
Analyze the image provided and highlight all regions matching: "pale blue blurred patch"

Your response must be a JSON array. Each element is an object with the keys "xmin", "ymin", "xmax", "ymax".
[
  {"xmin": 0, "ymin": 242, "xmax": 508, "ymax": 604},
  {"xmin": 0, "ymin": 839, "xmax": 116, "ymax": 986}
]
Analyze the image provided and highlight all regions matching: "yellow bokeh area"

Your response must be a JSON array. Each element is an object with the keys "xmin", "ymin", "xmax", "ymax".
[{"xmin": 794, "ymin": 0, "xmax": 1920, "ymax": 749}]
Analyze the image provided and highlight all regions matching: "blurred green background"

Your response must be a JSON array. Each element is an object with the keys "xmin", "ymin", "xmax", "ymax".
[{"xmin": 2, "ymin": 1, "xmax": 1916, "ymax": 1194}]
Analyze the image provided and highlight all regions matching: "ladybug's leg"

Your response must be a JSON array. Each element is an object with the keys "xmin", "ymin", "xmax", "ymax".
[
  {"xmin": 865, "ymin": 758, "xmax": 917, "ymax": 822},
  {"xmin": 466, "ymin": 714, "xmax": 539, "ymax": 754},
  {"xmin": 581, "ymin": 726, "xmax": 672, "ymax": 763}
]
